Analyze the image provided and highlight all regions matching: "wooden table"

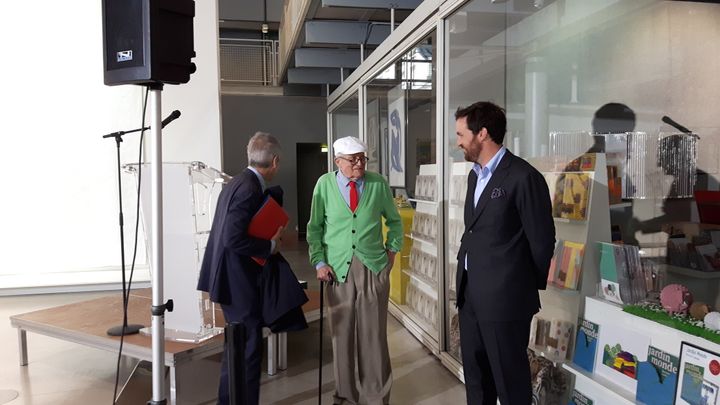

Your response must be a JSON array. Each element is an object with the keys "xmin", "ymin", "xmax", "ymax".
[{"xmin": 10, "ymin": 289, "xmax": 321, "ymax": 404}]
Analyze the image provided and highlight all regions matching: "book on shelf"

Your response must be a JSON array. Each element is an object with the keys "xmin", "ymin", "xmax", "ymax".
[
  {"xmin": 529, "ymin": 315, "xmax": 574, "ymax": 361},
  {"xmin": 572, "ymin": 318, "xmax": 600, "ymax": 373},
  {"xmin": 595, "ymin": 322, "xmax": 650, "ymax": 394},
  {"xmin": 675, "ymin": 342, "xmax": 720, "ymax": 405},
  {"xmin": 544, "ymin": 172, "xmax": 591, "ymax": 220},
  {"xmin": 545, "ymin": 173, "xmax": 565, "ymax": 218},
  {"xmin": 694, "ymin": 244, "xmax": 720, "ymax": 272},
  {"xmin": 568, "ymin": 389, "xmax": 594, "ymax": 405},
  {"xmin": 607, "ymin": 165, "xmax": 622, "ymax": 205},
  {"xmin": 564, "ymin": 153, "xmax": 596, "ymax": 173},
  {"xmin": 636, "ymin": 345, "xmax": 678, "ymax": 405},
  {"xmin": 561, "ymin": 173, "xmax": 591, "ymax": 220},
  {"xmin": 598, "ymin": 242, "xmax": 647, "ymax": 305},
  {"xmin": 547, "ymin": 240, "xmax": 585, "ymax": 290},
  {"xmin": 665, "ymin": 224, "xmax": 720, "ymax": 273}
]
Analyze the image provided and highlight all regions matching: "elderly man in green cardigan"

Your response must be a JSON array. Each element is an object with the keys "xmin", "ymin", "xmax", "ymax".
[{"xmin": 307, "ymin": 136, "xmax": 403, "ymax": 405}]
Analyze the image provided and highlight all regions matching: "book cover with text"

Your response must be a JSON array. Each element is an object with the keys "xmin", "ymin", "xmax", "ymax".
[
  {"xmin": 568, "ymin": 389, "xmax": 593, "ymax": 405},
  {"xmin": 636, "ymin": 346, "xmax": 678, "ymax": 405},
  {"xmin": 573, "ymin": 318, "xmax": 599, "ymax": 373}
]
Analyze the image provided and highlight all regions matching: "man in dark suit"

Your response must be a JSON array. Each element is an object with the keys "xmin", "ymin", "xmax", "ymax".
[
  {"xmin": 197, "ymin": 132, "xmax": 284, "ymax": 405},
  {"xmin": 454, "ymin": 102, "xmax": 555, "ymax": 405}
]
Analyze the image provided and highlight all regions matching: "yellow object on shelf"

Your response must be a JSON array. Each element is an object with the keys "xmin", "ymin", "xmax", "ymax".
[{"xmin": 383, "ymin": 206, "xmax": 414, "ymax": 304}]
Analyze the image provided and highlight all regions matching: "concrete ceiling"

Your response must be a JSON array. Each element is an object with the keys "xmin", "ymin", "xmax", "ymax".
[{"xmin": 284, "ymin": 0, "xmax": 420, "ymax": 85}]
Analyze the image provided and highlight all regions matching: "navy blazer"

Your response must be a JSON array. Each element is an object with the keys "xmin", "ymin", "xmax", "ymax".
[
  {"xmin": 262, "ymin": 254, "xmax": 308, "ymax": 333},
  {"xmin": 197, "ymin": 168, "xmax": 272, "ymax": 306},
  {"xmin": 456, "ymin": 151, "xmax": 556, "ymax": 321}
]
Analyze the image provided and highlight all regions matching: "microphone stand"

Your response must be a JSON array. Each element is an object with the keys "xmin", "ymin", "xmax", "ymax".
[
  {"xmin": 102, "ymin": 109, "xmax": 179, "ymax": 139},
  {"xmin": 103, "ymin": 126, "xmax": 150, "ymax": 139},
  {"xmin": 104, "ymin": 123, "xmax": 145, "ymax": 337}
]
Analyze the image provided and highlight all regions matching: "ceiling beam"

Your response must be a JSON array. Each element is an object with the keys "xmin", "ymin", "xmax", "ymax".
[
  {"xmin": 321, "ymin": 0, "xmax": 422, "ymax": 9},
  {"xmin": 304, "ymin": 20, "xmax": 391, "ymax": 46},
  {"xmin": 295, "ymin": 48, "xmax": 362, "ymax": 68},
  {"xmin": 287, "ymin": 67, "xmax": 345, "ymax": 84}
]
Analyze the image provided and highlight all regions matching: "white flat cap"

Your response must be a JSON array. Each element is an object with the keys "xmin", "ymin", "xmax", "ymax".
[{"xmin": 333, "ymin": 136, "xmax": 367, "ymax": 156}]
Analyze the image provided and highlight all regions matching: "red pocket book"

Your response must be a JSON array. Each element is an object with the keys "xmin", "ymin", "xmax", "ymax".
[{"xmin": 248, "ymin": 196, "xmax": 289, "ymax": 265}]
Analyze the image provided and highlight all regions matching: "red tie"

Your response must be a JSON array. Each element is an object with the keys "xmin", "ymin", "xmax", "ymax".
[{"xmin": 349, "ymin": 181, "xmax": 358, "ymax": 212}]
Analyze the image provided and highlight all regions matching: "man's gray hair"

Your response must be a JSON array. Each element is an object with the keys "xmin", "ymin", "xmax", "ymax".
[{"xmin": 247, "ymin": 131, "xmax": 281, "ymax": 168}]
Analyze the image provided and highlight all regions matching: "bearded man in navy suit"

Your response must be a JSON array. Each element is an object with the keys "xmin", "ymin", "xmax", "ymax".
[{"xmin": 454, "ymin": 102, "xmax": 555, "ymax": 405}]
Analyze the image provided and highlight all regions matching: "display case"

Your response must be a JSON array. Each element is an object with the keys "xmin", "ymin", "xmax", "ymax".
[
  {"xmin": 325, "ymin": 0, "xmax": 720, "ymax": 391},
  {"xmin": 363, "ymin": 32, "xmax": 440, "ymax": 349},
  {"xmin": 123, "ymin": 161, "xmax": 229, "ymax": 342}
]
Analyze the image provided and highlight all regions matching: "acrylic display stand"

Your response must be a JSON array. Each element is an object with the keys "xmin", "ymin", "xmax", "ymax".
[{"xmin": 124, "ymin": 161, "xmax": 229, "ymax": 343}]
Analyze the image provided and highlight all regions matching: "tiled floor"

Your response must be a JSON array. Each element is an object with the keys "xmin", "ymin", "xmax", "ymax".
[{"xmin": 0, "ymin": 236, "xmax": 465, "ymax": 404}]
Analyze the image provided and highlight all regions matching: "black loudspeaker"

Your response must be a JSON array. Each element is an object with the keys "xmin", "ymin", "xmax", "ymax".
[{"xmin": 102, "ymin": 0, "xmax": 196, "ymax": 86}]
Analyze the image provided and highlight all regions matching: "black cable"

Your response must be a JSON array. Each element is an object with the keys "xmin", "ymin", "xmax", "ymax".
[{"xmin": 112, "ymin": 87, "xmax": 149, "ymax": 404}]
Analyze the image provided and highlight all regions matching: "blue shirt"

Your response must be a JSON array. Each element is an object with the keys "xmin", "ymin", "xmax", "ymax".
[
  {"xmin": 336, "ymin": 170, "xmax": 365, "ymax": 206},
  {"xmin": 465, "ymin": 146, "xmax": 506, "ymax": 270},
  {"xmin": 472, "ymin": 146, "xmax": 506, "ymax": 208}
]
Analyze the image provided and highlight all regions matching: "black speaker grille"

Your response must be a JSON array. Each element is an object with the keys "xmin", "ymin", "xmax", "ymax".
[{"xmin": 104, "ymin": 0, "xmax": 145, "ymax": 71}]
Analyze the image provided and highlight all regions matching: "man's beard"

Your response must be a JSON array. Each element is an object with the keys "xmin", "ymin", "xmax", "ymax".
[{"xmin": 463, "ymin": 144, "xmax": 481, "ymax": 163}]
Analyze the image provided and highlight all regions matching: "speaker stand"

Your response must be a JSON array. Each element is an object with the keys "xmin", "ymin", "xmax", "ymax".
[{"xmin": 147, "ymin": 82, "xmax": 171, "ymax": 405}]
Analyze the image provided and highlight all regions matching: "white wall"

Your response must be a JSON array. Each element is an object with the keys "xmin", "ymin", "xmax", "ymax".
[{"xmin": 0, "ymin": 1, "xmax": 222, "ymax": 292}]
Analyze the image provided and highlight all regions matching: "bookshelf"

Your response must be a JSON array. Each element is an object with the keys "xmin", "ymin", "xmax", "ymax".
[
  {"xmin": 566, "ymin": 296, "xmax": 720, "ymax": 404},
  {"xmin": 563, "ymin": 362, "xmax": 637, "ymax": 405},
  {"xmin": 388, "ymin": 163, "xmax": 441, "ymax": 346},
  {"xmin": 529, "ymin": 153, "xmax": 612, "ymax": 362}
]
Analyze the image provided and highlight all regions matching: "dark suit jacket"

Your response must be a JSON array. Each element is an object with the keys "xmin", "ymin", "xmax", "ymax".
[
  {"xmin": 456, "ymin": 151, "xmax": 556, "ymax": 321},
  {"xmin": 262, "ymin": 254, "xmax": 308, "ymax": 333},
  {"xmin": 197, "ymin": 168, "xmax": 272, "ymax": 306}
]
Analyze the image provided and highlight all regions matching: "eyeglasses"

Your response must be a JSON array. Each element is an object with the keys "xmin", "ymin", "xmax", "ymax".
[{"xmin": 337, "ymin": 156, "xmax": 368, "ymax": 165}]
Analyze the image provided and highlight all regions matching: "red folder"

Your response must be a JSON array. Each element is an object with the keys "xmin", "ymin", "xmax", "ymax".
[{"xmin": 248, "ymin": 196, "xmax": 289, "ymax": 265}]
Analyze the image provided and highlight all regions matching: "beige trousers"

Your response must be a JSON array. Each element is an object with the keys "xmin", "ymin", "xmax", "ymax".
[{"xmin": 326, "ymin": 255, "xmax": 392, "ymax": 405}]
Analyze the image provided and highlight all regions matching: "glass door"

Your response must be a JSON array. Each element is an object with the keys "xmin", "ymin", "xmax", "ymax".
[{"xmin": 365, "ymin": 31, "xmax": 439, "ymax": 343}]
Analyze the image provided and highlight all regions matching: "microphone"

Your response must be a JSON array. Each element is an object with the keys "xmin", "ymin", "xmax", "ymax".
[
  {"xmin": 661, "ymin": 115, "xmax": 692, "ymax": 134},
  {"xmin": 161, "ymin": 110, "xmax": 181, "ymax": 129},
  {"xmin": 102, "ymin": 110, "xmax": 181, "ymax": 139}
]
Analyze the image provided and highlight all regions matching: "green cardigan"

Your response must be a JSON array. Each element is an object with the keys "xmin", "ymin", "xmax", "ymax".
[{"xmin": 307, "ymin": 171, "xmax": 403, "ymax": 283}]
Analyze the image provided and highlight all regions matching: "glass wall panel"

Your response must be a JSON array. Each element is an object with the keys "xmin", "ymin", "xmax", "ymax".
[
  {"xmin": 444, "ymin": 0, "xmax": 720, "ymax": 370},
  {"xmin": 330, "ymin": 93, "xmax": 359, "ymax": 145},
  {"xmin": 444, "ymin": 0, "xmax": 510, "ymax": 362},
  {"xmin": 365, "ymin": 32, "xmax": 438, "ymax": 340}
]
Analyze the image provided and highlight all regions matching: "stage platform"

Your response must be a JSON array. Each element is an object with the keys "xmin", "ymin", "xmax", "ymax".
[{"xmin": 10, "ymin": 288, "xmax": 321, "ymax": 404}]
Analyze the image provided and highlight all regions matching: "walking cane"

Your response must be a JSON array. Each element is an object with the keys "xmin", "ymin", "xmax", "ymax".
[{"xmin": 318, "ymin": 280, "xmax": 324, "ymax": 405}]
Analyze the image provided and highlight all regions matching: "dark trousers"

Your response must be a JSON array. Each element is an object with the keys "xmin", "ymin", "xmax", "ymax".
[
  {"xmin": 218, "ymin": 304, "xmax": 262, "ymax": 405},
  {"xmin": 458, "ymin": 286, "xmax": 532, "ymax": 405}
]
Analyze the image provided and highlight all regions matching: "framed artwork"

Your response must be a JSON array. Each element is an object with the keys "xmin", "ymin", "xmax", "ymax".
[
  {"xmin": 675, "ymin": 342, "xmax": 720, "ymax": 405},
  {"xmin": 387, "ymin": 83, "xmax": 405, "ymax": 187}
]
